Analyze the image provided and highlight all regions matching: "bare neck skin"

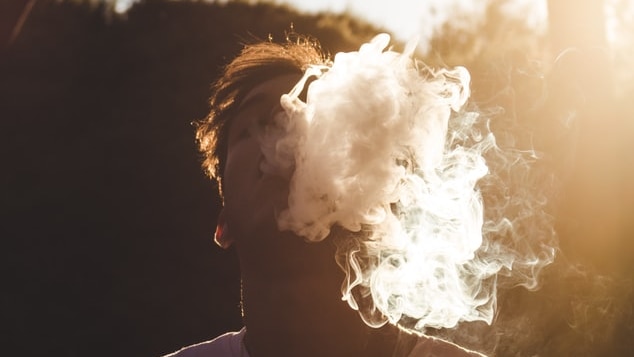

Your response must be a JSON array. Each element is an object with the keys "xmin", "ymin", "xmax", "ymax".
[{"xmin": 236, "ymin": 234, "xmax": 405, "ymax": 357}]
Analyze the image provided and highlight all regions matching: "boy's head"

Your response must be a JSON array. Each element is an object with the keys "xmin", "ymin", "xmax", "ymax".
[{"xmin": 196, "ymin": 34, "xmax": 329, "ymax": 197}]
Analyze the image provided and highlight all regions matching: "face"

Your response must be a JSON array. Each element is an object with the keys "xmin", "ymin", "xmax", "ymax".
[
  {"xmin": 222, "ymin": 73, "xmax": 301, "ymax": 239},
  {"xmin": 221, "ymin": 73, "xmax": 345, "ymax": 278}
]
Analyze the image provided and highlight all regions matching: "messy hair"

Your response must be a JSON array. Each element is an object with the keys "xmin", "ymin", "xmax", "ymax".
[{"xmin": 196, "ymin": 34, "xmax": 330, "ymax": 196}]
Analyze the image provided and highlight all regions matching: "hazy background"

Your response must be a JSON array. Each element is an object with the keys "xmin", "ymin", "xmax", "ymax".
[{"xmin": 2, "ymin": 0, "xmax": 633, "ymax": 356}]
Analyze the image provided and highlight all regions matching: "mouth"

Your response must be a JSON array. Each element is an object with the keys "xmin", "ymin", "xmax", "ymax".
[
  {"xmin": 257, "ymin": 156, "xmax": 291, "ymax": 195},
  {"xmin": 258, "ymin": 154, "xmax": 294, "ymax": 181}
]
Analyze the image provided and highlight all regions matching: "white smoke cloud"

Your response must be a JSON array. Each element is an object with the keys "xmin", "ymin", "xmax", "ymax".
[{"xmin": 260, "ymin": 33, "xmax": 557, "ymax": 334}]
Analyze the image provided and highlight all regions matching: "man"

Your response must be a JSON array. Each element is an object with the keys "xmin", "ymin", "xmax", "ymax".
[{"xmin": 164, "ymin": 34, "xmax": 484, "ymax": 357}]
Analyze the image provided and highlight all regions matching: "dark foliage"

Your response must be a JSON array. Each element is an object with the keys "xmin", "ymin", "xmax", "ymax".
[{"xmin": 0, "ymin": 1, "xmax": 376, "ymax": 356}]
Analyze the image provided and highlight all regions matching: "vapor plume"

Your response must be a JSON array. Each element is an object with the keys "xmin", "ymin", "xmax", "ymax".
[{"xmin": 260, "ymin": 34, "xmax": 557, "ymax": 334}]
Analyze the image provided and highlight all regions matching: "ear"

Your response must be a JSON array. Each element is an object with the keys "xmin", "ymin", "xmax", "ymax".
[{"xmin": 214, "ymin": 208, "xmax": 233, "ymax": 249}]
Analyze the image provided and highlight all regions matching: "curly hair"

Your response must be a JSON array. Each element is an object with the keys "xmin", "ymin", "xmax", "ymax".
[{"xmin": 196, "ymin": 34, "xmax": 330, "ymax": 197}]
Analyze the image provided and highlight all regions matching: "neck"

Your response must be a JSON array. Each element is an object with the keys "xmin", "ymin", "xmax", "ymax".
[{"xmin": 240, "ymin": 275, "xmax": 402, "ymax": 357}]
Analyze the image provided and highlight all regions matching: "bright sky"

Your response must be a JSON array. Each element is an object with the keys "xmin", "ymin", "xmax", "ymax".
[
  {"xmin": 112, "ymin": 0, "xmax": 548, "ymax": 52},
  {"xmin": 110, "ymin": 0, "xmax": 634, "ymax": 59},
  {"xmin": 268, "ymin": 0, "xmax": 547, "ymax": 50}
]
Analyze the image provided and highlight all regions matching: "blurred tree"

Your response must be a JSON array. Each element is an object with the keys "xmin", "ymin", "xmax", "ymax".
[
  {"xmin": 547, "ymin": 0, "xmax": 624, "ymax": 272},
  {"xmin": 0, "ymin": 0, "xmax": 36, "ymax": 49},
  {"xmin": 424, "ymin": 1, "xmax": 632, "ymax": 356}
]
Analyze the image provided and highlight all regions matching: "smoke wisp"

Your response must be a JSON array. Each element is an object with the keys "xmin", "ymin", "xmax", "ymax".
[{"xmin": 260, "ymin": 34, "xmax": 558, "ymax": 334}]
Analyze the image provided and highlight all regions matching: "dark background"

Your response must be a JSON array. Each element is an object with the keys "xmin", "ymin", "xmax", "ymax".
[
  {"xmin": 2, "ymin": 1, "xmax": 633, "ymax": 356},
  {"xmin": 1, "ymin": 1, "xmax": 378, "ymax": 356}
]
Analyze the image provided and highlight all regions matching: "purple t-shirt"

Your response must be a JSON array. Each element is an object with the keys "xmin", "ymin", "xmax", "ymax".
[
  {"xmin": 163, "ymin": 328, "xmax": 249, "ymax": 357},
  {"xmin": 162, "ymin": 328, "xmax": 485, "ymax": 357}
]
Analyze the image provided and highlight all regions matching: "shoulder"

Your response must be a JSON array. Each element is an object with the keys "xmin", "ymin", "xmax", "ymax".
[
  {"xmin": 406, "ymin": 335, "xmax": 486, "ymax": 357},
  {"xmin": 161, "ymin": 328, "xmax": 249, "ymax": 357}
]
